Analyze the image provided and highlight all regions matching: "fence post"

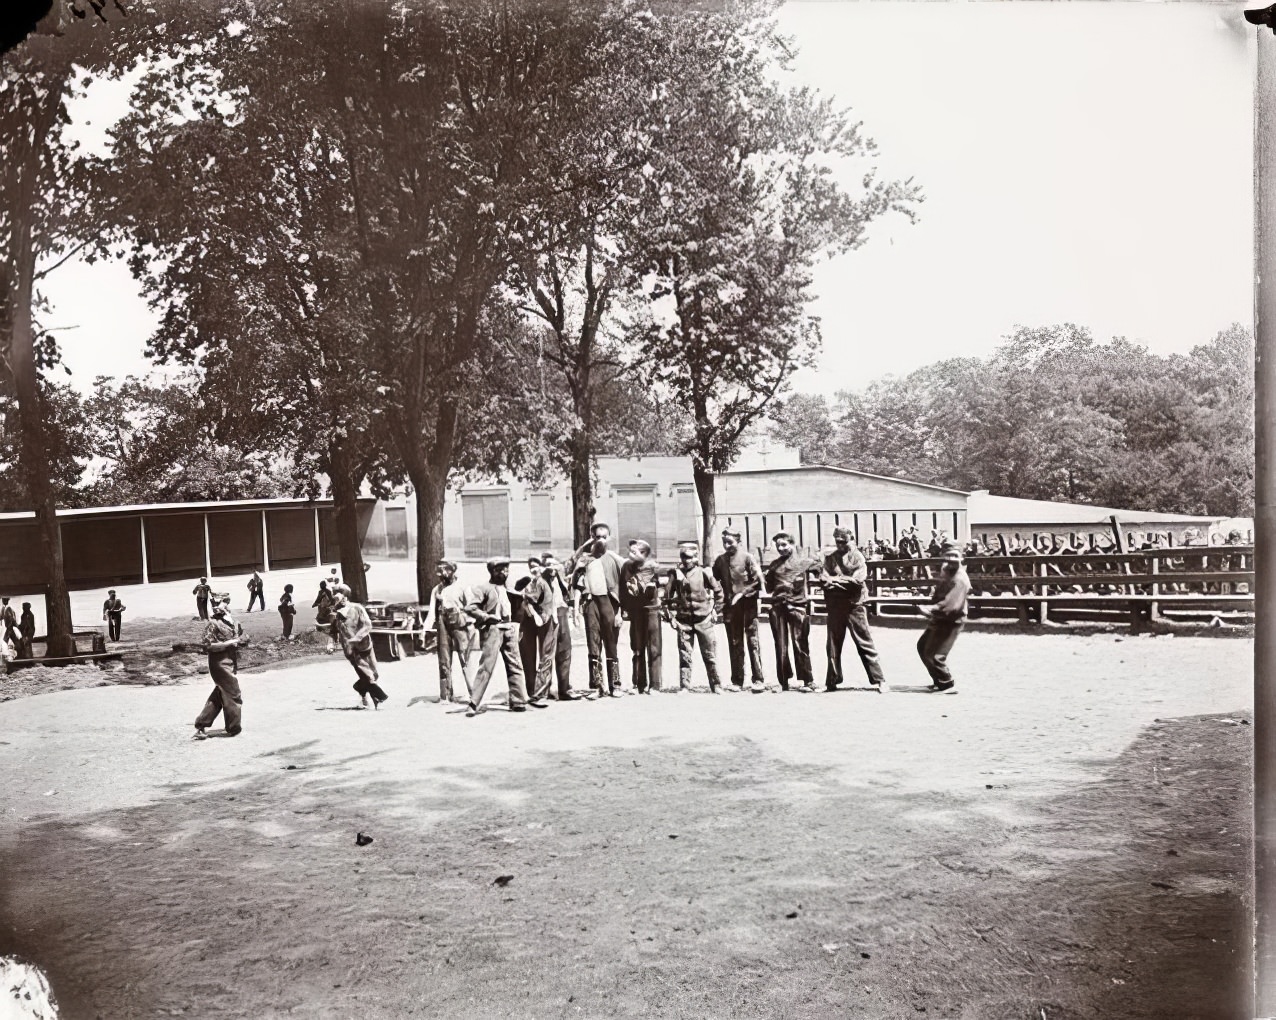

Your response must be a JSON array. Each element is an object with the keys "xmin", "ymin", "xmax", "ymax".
[
  {"xmin": 1149, "ymin": 554, "xmax": 1160, "ymax": 621},
  {"xmin": 1037, "ymin": 559, "xmax": 1049, "ymax": 623}
]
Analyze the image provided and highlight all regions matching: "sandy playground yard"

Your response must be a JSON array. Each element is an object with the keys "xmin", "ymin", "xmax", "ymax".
[{"xmin": 0, "ymin": 605, "xmax": 1255, "ymax": 1020}]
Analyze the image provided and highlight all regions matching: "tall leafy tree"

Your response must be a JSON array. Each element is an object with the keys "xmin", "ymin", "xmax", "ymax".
[
  {"xmin": 627, "ymin": 4, "xmax": 921, "ymax": 550},
  {"xmin": 502, "ymin": 1, "xmax": 680, "ymax": 546},
  {"xmin": 340, "ymin": 0, "xmax": 631, "ymax": 597},
  {"xmin": 100, "ymin": 0, "xmax": 411, "ymax": 600},
  {"xmin": 1, "ymin": 0, "xmax": 171, "ymax": 653}
]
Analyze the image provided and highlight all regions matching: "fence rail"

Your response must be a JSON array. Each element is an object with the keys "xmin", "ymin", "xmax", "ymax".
[{"xmin": 752, "ymin": 546, "xmax": 1255, "ymax": 628}]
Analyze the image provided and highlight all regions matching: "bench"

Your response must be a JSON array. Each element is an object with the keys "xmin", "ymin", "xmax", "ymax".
[{"xmin": 366, "ymin": 602, "xmax": 432, "ymax": 661}]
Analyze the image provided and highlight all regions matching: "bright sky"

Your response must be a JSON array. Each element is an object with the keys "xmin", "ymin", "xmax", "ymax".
[{"xmin": 41, "ymin": 1, "xmax": 1255, "ymax": 397}]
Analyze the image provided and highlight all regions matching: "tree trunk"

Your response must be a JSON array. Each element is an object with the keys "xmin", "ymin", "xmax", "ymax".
[
  {"xmin": 7, "ymin": 87, "xmax": 73, "ymax": 658},
  {"xmin": 399, "ymin": 418, "xmax": 453, "ymax": 605},
  {"xmin": 569, "ymin": 432, "xmax": 593, "ymax": 549},
  {"xmin": 16, "ymin": 389, "xmax": 74, "ymax": 658},
  {"xmin": 328, "ymin": 436, "xmax": 368, "ymax": 604},
  {"xmin": 693, "ymin": 462, "xmax": 720, "ymax": 561},
  {"xmin": 412, "ymin": 467, "xmax": 447, "ymax": 604}
]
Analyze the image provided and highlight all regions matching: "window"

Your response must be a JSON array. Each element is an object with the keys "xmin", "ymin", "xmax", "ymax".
[
  {"xmin": 529, "ymin": 493, "xmax": 551, "ymax": 544},
  {"xmin": 462, "ymin": 493, "xmax": 510, "ymax": 559},
  {"xmin": 674, "ymin": 486, "xmax": 698, "ymax": 546}
]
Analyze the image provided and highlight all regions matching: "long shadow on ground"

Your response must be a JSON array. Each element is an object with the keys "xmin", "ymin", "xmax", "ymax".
[{"xmin": 0, "ymin": 715, "xmax": 1252, "ymax": 1020}]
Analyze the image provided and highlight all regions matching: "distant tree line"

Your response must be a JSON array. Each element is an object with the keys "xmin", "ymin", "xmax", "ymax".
[{"xmin": 771, "ymin": 323, "xmax": 1254, "ymax": 518}]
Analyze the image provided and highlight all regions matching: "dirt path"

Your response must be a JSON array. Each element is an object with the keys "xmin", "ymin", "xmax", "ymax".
[{"xmin": 0, "ymin": 628, "xmax": 1253, "ymax": 1019}]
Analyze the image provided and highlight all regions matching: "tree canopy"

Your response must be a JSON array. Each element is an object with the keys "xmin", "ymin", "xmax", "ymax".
[{"xmin": 779, "ymin": 323, "xmax": 1254, "ymax": 518}]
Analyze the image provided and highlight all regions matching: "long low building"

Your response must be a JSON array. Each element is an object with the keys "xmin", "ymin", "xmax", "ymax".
[
  {"xmin": 716, "ymin": 465, "xmax": 970, "ymax": 553},
  {"xmin": 4, "ymin": 466, "xmax": 1234, "ymax": 595},
  {"xmin": 433, "ymin": 444, "xmax": 972, "ymax": 562},
  {"xmin": 0, "ymin": 497, "xmax": 386, "ymax": 591}
]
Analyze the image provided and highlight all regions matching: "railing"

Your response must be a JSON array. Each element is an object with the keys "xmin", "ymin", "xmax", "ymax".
[{"xmin": 753, "ymin": 547, "xmax": 1255, "ymax": 627}]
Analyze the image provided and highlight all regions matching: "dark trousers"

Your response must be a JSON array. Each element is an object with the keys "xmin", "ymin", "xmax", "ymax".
[
  {"xmin": 552, "ymin": 606, "xmax": 573, "ymax": 697},
  {"xmin": 436, "ymin": 621, "xmax": 473, "ymax": 702},
  {"xmin": 347, "ymin": 642, "xmax": 387, "ymax": 703},
  {"xmin": 723, "ymin": 599, "xmax": 764, "ymax": 686},
  {"xmin": 917, "ymin": 618, "xmax": 964, "ymax": 685},
  {"xmin": 826, "ymin": 603, "xmax": 885, "ymax": 687},
  {"xmin": 248, "ymin": 589, "xmax": 265, "ymax": 612},
  {"xmin": 470, "ymin": 624, "xmax": 529, "ymax": 709},
  {"xmin": 675, "ymin": 615, "xmax": 721, "ymax": 689},
  {"xmin": 628, "ymin": 606, "xmax": 663, "ymax": 691},
  {"xmin": 280, "ymin": 609, "xmax": 294, "ymax": 639},
  {"xmin": 768, "ymin": 602, "xmax": 813, "ymax": 688},
  {"xmin": 195, "ymin": 654, "xmax": 242, "ymax": 734},
  {"xmin": 519, "ymin": 617, "xmax": 557, "ymax": 702},
  {"xmin": 106, "ymin": 613, "xmax": 122, "ymax": 642},
  {"xmin": 196, "ymin": 597, "xmax": 209, "ymax": 621},
  {"xmin": 583, "ymin": 595, "xmax": 620, "ymax": 668}
]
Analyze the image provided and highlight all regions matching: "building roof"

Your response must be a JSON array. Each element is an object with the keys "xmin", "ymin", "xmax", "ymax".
[
  {"xmin": 967, "ymin": 490, "xmax": 1224, "ymax": 527},
  {"xmin": 723, "ymin": 464, "xmax": 969, "ymax": 497},
  {"xmin": 0, "ymin": 496, "xmax": 375, "ymax": 524}
]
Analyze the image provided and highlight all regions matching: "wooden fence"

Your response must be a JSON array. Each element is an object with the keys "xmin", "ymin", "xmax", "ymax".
[{"xmin": 754, "ymin": 546, "xmax": 1254, "ymax": 628}]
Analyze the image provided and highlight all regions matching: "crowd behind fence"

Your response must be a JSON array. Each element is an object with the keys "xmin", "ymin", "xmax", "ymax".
[{"xmin": 744, "ymin": 543, "xmax": 1255, "ymax": 626}]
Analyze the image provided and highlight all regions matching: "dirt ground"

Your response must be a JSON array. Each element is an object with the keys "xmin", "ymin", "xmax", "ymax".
[{"xmin": 0, "ymin": 616, "xmax": 1253, "ymax": 1020}]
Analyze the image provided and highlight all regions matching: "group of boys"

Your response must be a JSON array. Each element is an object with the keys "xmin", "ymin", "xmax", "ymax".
[
  {"xmin": 426, "ymin": 522, "xmax": 971, "ymax": 718},
  {"xmin": 191, "ymin": 574, "xmax": 389, "ymax": 739},
  {"xmin": 1, "ymin": 598, "xmax": 37, "ymax": 660}
]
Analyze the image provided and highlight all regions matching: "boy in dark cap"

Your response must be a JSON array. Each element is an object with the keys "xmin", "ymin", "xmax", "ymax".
[
  {"xmin": 1, "ymin": 598, "xmax": 17, "ymax": 648},
  {"xmin": 763, "ymin": 532, "xmax": 815, "ymax": 692},
  {"xmin": 712, "ymin": 528, "xmax": 764, "ymax": 691},
  {"xmin": 102, "ymin": 590, "xmax": 126, "ymax": 642},
  {"xmin": 821, "ymin": 526, "xmax": 885, "ymax": 690},
  {"xmin": 17, "ymin": 603, "xmax": 35, "ymax": 660},
  {"xmin": 917, "ymin": 543, "xmax": 971, "ymax": 692},
  {"xmin": 566, "ymin": 523, "xmax": 626, "ymax": 697},
  {"xmin": 331, "ymin": 583, "xmax": 388, "ymax": 709},
  {"xmin": 665, "ymin": 541, "xmax": 723, "ymax": 692},
  {"xmin": 278, "ymin": 583, "xmax": 297, "ymax": 641},
  {"xmin": 428, "ymin": 559, "xmax": 474, "ymax": 704},
  {"xmin": 619, "ymin": 539, "xmax": 664, "ymax": 694},
  {"xmin": 192, "ymin": 577, "xmax": 212, "ymax": 620},
  {"xmin": 194, "ymin": 595, "xmax": 250, "ymax": 738},
  {"xmin": 464, "ymin": 557, "xmax": 532, "ymax": 717}
]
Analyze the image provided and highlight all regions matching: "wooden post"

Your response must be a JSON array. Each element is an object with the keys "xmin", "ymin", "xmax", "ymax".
[
  {"xmin": 261, "ymin": 510, "xmax": 271, "ymax": 572},
  {"xmin": 203, "ymin": 513, "xmax": 212, "ymax": 578},
  {"xmin": 1254, "ymin": 18, "xmax": 1276, "ymax": 1013},
  {"xmin": 1110, "ymin": 515, "xmax": 1134, "ymax": 596},
  {"xmin": 1149, "ymin": 553, "xmax": 1160, "ymax": 621},
  {"xmin": 1037, "ymin": 559, "xmax": 1048, "ymax": 624},
  {"xmin": 314, "ymin": 507, "xmax": 322, "ymax": 567},
  {"xmin": 138, "ymin": 516, "xmax": 149, "ymax": 585}
]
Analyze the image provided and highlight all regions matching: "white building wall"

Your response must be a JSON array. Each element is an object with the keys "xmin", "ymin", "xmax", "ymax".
[{"xmin": 403, "ymin": 445, "xmax": 983, "ymax": 563}]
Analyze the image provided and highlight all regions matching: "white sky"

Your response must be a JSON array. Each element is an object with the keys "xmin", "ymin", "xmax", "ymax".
[{"xmin": 40, "ymin": 1, "xmax": 1256, "ymax": 397}]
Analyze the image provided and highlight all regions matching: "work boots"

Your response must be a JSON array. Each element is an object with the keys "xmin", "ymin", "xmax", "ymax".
[
  {"xmin": 606, "ymin": 658, "xmax": 622, "ymax": 697},
  {"xmin": 589, "ymin": 658, "xmax": 604, "ymax": 695}
]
